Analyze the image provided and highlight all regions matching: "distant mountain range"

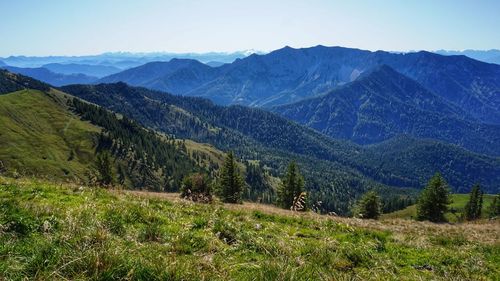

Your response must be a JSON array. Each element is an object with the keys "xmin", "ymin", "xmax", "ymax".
[
  {"xmin": 98, "ymin": 59, "xmax": 220, "ymax": 95},
  {"xmin": 0, "ymin": 50, "xmax": 257, "ymax": 69},
  {"xmin": 0, "ymin": 51, "xmax": 257, "ymax": 84},
  {"xmin": 96, "ymin": 45, "xmax": 500, "ymax": 126},
  {"xmin": 42, "ymin": 63, "xmax": 122, "ymax": 78},
  {"xmin": 435, "ymin": 49, "xmax": 500, "ymax": 64},
  {"xmin": 1, "ymin": 66, "xmax": 98, "ymax": 86}
]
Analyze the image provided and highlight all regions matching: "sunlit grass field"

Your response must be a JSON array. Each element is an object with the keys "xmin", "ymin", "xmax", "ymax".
[{"xmin": 1, "ymin": 177, "xmax": 499, "ymax": 280}]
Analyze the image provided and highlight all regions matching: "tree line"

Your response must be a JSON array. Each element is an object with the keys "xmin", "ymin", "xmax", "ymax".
[
  {"xmin": 353, "ymin": 172, "xmax": 500, "ymax": 221},
  {"xmin": 181, "ymin": 152, "xmax": 500, "ymax": 222}
]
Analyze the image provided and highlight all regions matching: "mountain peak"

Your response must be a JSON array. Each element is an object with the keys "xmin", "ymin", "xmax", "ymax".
[
  {"xmin": 169, "ymin": 58, "xmax": 202, "ymax": 64},
  {"xmin": 356, "ymin": 64, "xmax": 398, "ymax": 80}
]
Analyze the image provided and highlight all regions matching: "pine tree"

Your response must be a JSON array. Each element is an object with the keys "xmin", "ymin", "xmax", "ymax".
[
  {"xmin": 353, "ymin": 191, "xmax": 381, "ymax": 219},
  {"xmin": 478, "ymin": 190, "xmax": 483, "ymax": 218},
  {"xmin": 464, "ymin": 184, "xmax": 480, "ymax": 221},
  {"xmin": 488, "ymin": 194, "xmax": 500, "ymax": 218},
  {"xmin": 277, "ymin": 161, "xmax": 305, "ymax": 209},
  {"xmin": 218, "ymin": 151, "xmax": 243, "ymax": 203},
  {"xmin": 95, "ymin": 151, "xmax": 114, "ymax": 186},
  {"xmin": 416, "ymin": 173, "xmax": 450, "ymax": 222},
  {"xmin": 464, "ymin": 184, "xmax": 483, "ymax": 221}
]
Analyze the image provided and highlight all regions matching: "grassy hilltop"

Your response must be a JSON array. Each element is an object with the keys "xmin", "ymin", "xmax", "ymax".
[
  {"xmin": 1, "ymin": 177, "xmax": 499, "ymax": 280},
  {"xmin": 0, "ymin": 89, "xmax": 99, "ymax": 180}
]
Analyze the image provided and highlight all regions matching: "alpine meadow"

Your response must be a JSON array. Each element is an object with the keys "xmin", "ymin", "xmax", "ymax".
[{"xmin": 0, "ymin": 1, "xmax": 499, "ymax": 280}]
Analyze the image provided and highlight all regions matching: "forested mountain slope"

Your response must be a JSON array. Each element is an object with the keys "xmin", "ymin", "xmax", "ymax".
[
  {"xmin": 62, "ymin": 83, "xmax": 500, "ymax": 196},
  {"xmin": 274, "ymin": 65, "xmax": 500, "ymax": 156}
]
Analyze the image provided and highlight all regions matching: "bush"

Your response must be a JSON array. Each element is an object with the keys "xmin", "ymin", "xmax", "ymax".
[
  {"xmin": 180, "ymin": 173, "xmax": 212, "ymax": 203},
  {"xmin": 95, "ymin": 151, "xmax": 114, "ymax": 186}
]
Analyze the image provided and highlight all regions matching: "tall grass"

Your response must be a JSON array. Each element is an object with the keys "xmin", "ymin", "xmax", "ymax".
[{"xmin": 1, "ymin": 177, "xmax": 499, "ymax": 280}]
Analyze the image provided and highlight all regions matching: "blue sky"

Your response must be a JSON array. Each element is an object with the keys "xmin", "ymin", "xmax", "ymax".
[{"xmin": 0, "ymin": 0, "xmax": 499, "ymax": 56}]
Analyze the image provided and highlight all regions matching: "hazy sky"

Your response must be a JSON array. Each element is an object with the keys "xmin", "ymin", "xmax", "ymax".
[{"xmin": 1, "ymin": 0, "xmax": 499, "ymax": 56}]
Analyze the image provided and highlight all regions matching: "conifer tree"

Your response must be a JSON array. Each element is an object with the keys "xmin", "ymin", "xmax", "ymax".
[
  {"xmin": 277, "ymin": 161, "xmax": 305, "ymax": 209},
  {"xmin": 416, "ymin": 173, "xmax": 450, "ymax": 222},
  {"xmin": 218, "ymin": 151, "xmax": 243, "ymax": 203},
  {"xmin": 353, "ymin": 191, "xmax": 381, "ymax": 219},
  {"xmin": 464, "ymin": 184, "xmax": 483, "ymax": 221},
  {"xmin": 488, "ymin": 194, "xmax": 500, "ymax": 218},
  {"xmin": 96, "ymin": 151, "xmax": 114, "ymax": 185}
]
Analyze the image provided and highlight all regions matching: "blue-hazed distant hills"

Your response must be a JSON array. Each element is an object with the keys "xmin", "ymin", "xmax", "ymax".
[
  {"xmin": 1, "ymin": 66, "xmax": 98, "ymax": 86},
  {"xmin": 0, "ymin": 51, "xmax": 254, "ymax": 85}
]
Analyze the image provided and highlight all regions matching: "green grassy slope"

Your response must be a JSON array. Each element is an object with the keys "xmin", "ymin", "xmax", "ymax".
[
  {"xmin": 0, "ymin": 89, "xmax": 99, "ymax": 180},
  {"xmin": 1, "ymin": 177, "xmax": 499, "ymax": 280},
  {"xmin": 0, "ymin": 85, "xmax": 239, "ymax": 191},
  {"xmin": 382, "ymin": 194, "xmax": 497, "ymax": 221}
]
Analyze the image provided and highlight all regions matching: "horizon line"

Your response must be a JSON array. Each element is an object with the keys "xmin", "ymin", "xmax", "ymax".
[{"xmin": 2, "ymin": 45, "xmax": 499, "ymax": 58}]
